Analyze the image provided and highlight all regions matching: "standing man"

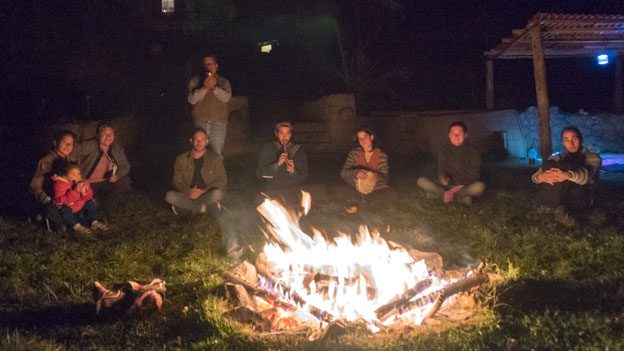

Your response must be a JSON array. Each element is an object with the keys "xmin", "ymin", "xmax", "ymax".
[
  {"xmin": 256, "ymin": 122, "xmax": 308, "ymax": 190},
  {"xmin": 531, "ymin": 125, "xmax": 601, "ymax": 215},
  {"xmin": 417, "ymin": 121, "xmax": 484, "ymax": 205},
  {"xmin": 187, "ymin": 54, "xmax": 232, "ymax": 156},
  {"xmin": 165, "ymin": 128, "xmax": 227, "ymax": 214},
  {"xmin": 78, "ymin": 122, "xmax": 131, "ymax": 210}
]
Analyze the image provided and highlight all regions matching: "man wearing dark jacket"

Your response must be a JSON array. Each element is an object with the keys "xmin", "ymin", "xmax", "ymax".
[
  {"xmin": 255, "ymin": 122, "xmax": 308, "ymax": 205},
  {"xmin": 165, "ymin": 128, "xmax": 227, "ymax": 214},
  {"xmin": 417, "ymin": 121, "xmax": 484, "ymax": 205},
  {"xmin": 256, "ymin": 122, "xmax": 308, "ymax": 189},
  {"xmin": 531, "ymin": 125, "xmax": 601, "ymax": 215},
  {"xmin": 78, "ymin": 122, "xmax": 131, "ymax": 209}
]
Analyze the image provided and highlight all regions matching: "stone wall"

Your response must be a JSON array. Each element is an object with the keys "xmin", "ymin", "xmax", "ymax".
[
  {"xmin": 518, "ymin": 106, "xmax": 624, "ymax": 155},
  {"xmin": 368, "ymin": 108, "xmax": 624, "ymax": 158},
  {"xmin": 223, "ymin": 96, "xmax": 251, "ymax": 156},
  {"xmin": 298, "ymin": 94, "xmax": 356, "ymax": 153}
]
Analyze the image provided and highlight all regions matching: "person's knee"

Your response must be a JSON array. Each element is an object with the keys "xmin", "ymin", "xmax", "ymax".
[
  {"xmin": 416, "ymin": 176, "xmax": 430, "ymax": 188},
  {"xmin": 165, "ymin": 191, "xmax": 179, "ymax": 204},
  {"xmin": 471, "ymin": 181, "xmax": 486, "ymax": 196},
  {"xmin": 211, "ymin": 189, "xmax": 224, "ymax": 203},
  {"xmin": 115, "ymin": 176, "xmax": 132, "ymax": 192}
]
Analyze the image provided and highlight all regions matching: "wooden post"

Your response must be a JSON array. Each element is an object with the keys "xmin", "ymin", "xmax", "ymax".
[
  {"xmin": 530, "ymin": 22, "xmax": 552, "ymax": 159},
  {"xmin": 486, "ymin": 59, "xmax": 494, "ymax": 109},
  {"xmin": 616, "ymin": 54, "xmax": 623, "ymax": 114}
]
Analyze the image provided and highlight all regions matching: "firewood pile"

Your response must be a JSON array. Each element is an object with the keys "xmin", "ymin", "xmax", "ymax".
[{"xmin": 222, "ymin": 252, "xmax": 492, "ymax": 341}]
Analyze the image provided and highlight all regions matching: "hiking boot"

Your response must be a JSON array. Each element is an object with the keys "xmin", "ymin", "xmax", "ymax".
[
  {"xmin": 73, "ymin": 223, "xmax": 92, "ymax": 235},
  {"xmin": 91, "ymin": 220, "xmax": 110, "ymax": 231}
]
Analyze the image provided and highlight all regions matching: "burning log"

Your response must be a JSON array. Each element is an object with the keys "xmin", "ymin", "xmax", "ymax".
[
  {"xmin": 379, "ymin": 271, "xmax": 488, "ymax": 322},
  {"xmin": 374, "ymin": 278, "xmax": 433, "ymax": 320},
  {"xmin": 223, "ymin": 270, "xmax": 298, "ymax": 312}
]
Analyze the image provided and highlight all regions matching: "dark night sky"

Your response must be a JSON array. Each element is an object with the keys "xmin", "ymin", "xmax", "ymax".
[{"xmin": 4, "ymin": 0, "xmax": 624, "ymax": 122}]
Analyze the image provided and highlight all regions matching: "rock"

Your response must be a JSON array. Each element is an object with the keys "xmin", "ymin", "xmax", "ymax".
[{"xmin": 408, "ymin": 249, "xmax": 444, "ymax": 275}]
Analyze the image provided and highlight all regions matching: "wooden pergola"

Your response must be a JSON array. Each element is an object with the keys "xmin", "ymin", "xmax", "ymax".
[{"xmin": 485, "ymin": 13, "xmax": 624, "ymax": 159}]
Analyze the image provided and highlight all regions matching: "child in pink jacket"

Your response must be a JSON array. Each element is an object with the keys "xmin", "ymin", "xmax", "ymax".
[{"xmin": 54, "ymin": 162, "xmax": 109, "ymax": 235}]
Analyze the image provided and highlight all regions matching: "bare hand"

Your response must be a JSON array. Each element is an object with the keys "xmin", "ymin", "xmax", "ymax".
[
  {"xmin": 277, "ymin": 153, "xmax": 288, "ymax": 166},
  {"xmin": 203, "ymin": 76, "xmax": 217, "ymax": 90},
  {"xmin": 286, "ymin": 159, "xmax": 295, "ymax": 173},
  {"xmin": 109, "ymin": 175, "xmax": 118, "ymax": 183},
  {"xmin": 538, "ymin": 168, "xmax": 569, "ymax": 185},
  {"xmin": 188, "ymin": 187, "xmax": 205, "ymax": 200},
  {"xmin": 443, "ymin": 185, "xmax": 465, "ymax": 204},
  {"xmin": 76, "ymin": 181, "xmax": 89, "ymax": 196},
  {"xmin": 356, "ymin": 170, "xmax": 368, "ymax": 180},
  {"xmin": 438, "ymin": 176, "xmax": 449, "ymax": 186}
]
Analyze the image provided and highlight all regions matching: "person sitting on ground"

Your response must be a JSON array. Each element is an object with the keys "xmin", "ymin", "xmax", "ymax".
[
  {"xmin": 256, "ymin": 122, "xmax": 308, "ymax": 201},
  {"xmin": 78, "ymin": 122, "xmax": 131, "ymax": 210},
  {"xmin": 531, "ymin": 125, "xmax": 601, "ymax": 215},
  {"xmin": 165, "ymin": 128, "xmax": 227, "ymax": 214},
  {"xmin": 53, "ymin": 162, "xmax": 109, "ymax": 235},
  {"xmin": 417, "ymin": 121, "xmax": 484, "ymax": 205},
  {"xmin": 340, "ymin": 127, "xmax": 394, "ymax": 212},
  {"xmin": 30, "ymin": 130, "xmax": 78, "ymax": 232}
]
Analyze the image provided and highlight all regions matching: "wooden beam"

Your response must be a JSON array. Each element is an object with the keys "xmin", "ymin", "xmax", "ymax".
[
  {"xmin": 530, "ymin": 23, "xmax": 553, "ymax": 159},
  {"xmin": 616, "ymin": 54, "xmax": 623, "ymax": 113},
  {"xmin": 486, "ymin": 60, "xmax": 494, "ymax": 109}
]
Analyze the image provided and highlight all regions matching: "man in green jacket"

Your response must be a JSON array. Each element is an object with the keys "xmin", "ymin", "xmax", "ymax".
[
  {"xmin": 165, "ymin": 128, "xmax": 227, "ymax": 214},
  {"xmin": 417, "ymin": 121, "xmax": 484, "ymax": 205}
]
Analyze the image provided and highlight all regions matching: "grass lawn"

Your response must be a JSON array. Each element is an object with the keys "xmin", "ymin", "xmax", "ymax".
[{"xmin": 1, "ymin": 155, "xmax": 624, "ymax": 350}]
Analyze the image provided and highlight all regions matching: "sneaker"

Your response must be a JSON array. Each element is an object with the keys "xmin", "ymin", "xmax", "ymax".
[
  {"xmin": 91, "ymin": 220, "xmax": 110, "ymax": 231},
  {"xmin": 170, "ymin": 205, "xmax": 179, "ymax": 215},
  {"xmin": 457, "ymin": 196, "xmax": 473, "ymax": 206},
  {"xmin": 73, "ymin": 223, "xmax": 92, "ymax": 235}
]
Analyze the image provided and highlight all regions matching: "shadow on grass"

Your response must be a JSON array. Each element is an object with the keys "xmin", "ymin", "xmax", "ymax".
[
  {"xmin": 498, "ymin": 278, "xmax": 624, "ymax": 314},
  {"xmin": 1, "ymin": 303, "xmax": 97, "ymax": 330},
  {"xmin": 1, "ymin": 301, "xmax": 220, "ymax": 347}
]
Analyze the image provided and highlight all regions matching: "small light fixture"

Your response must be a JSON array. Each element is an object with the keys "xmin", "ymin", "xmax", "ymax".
[
  {"xmin": 597, "ymin": 54, "xmax": 609, "ymax": 65},
  {"xmin": 257, "ymin": 40, "xmax": 278, "ymax": 54},
  {"xmin": 260, "ymin": 44, "xmax": 272, "ymax": 54}
]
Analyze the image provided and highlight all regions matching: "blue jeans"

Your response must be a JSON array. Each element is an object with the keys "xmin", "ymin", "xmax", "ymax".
[
  {"xmin": 58, "ymin": 200, "xmax": 102, "ymax": 227},
  {"xmin": 199, "ymin": 121, "xmax": 227, "ymax": 156}
]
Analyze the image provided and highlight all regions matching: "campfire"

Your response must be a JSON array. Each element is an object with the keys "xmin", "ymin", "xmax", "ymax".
[{"xmin": 223, "ymin": 192, "xmax": 489, "ymax": 340}]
